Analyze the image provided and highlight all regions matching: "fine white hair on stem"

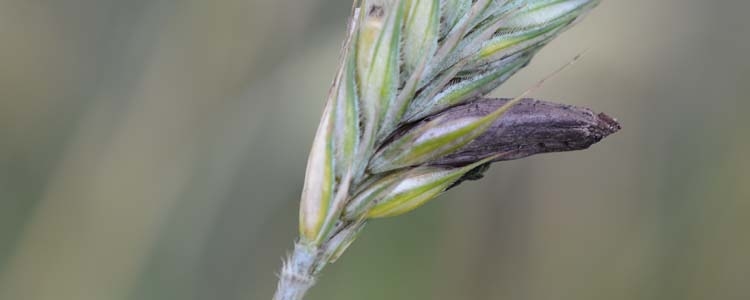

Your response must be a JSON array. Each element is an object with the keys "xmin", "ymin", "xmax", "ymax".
[{"xmin": 273, "ymin": 243, "xmax": 317, "ymax": 300}]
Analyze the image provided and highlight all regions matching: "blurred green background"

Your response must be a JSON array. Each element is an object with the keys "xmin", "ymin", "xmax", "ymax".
[{"xmin": 1, "ymin": 0, "xmax": 748, "ymax": 299}]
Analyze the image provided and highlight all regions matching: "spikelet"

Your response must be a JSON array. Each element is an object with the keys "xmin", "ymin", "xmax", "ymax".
[
  {"xmin": 278, "ymin": 1, "xmax": 608, "ymax": 299},
  {"xmin": 299, "ymin": 0, "xmax": 600, "ymax": 244}
]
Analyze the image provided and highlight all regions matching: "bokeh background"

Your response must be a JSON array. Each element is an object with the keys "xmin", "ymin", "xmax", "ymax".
[{"xmin": 1, "ymin": 0, "xmax": 748, "ymax": 299}]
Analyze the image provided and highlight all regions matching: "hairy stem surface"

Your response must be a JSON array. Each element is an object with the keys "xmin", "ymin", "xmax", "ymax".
[{"xmin": 273, "ymin": 244, "xmax": 318, "ymax": 300}]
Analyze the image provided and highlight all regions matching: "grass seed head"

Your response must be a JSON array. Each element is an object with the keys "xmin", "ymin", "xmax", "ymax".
[{"xmin": 298, "ymin": 0, "xmax": 600, "ymax": 244}]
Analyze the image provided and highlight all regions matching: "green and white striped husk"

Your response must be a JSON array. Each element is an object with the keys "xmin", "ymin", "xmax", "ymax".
[{"xmin": 299, "ymin": 0, "xmax": 600, "ymax": 245}]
